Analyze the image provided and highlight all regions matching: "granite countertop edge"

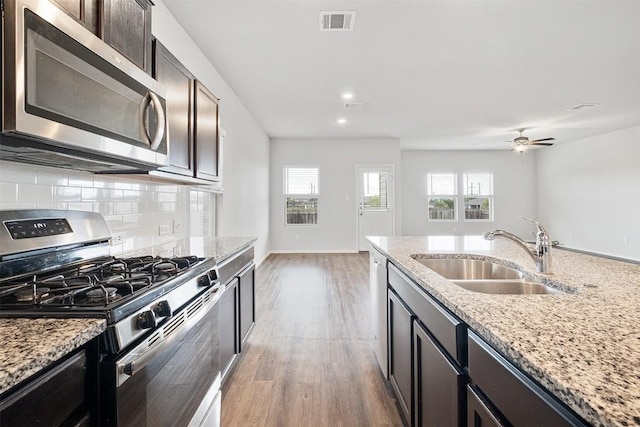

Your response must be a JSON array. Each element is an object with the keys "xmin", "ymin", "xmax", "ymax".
[{"xmin": 0, "ymin": 318, "xmax": 106, "ymax": 396}]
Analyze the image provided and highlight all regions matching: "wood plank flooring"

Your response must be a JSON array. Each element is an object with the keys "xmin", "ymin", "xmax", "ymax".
[{"xmin": 221, "ymin": 253, "xmax": 404, "ymax": 427}]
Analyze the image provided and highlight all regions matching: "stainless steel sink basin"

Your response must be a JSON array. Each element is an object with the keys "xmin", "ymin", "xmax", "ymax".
[
  {"xmin": 412, "ymin": 257, "xmax": 523, "ymax": 280},
  {"xmin": 411, "ymin": 256, "xmax": 564, "ymax": 295},
  {"xmin": 452, "ymin": 280, "xmax": 563, "ymax": 295}
]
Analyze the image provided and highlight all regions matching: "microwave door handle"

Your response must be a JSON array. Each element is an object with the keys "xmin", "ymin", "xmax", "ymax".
[{"xmin": 139, "ymin": 91, "xmax": 166, "ymax": 151}]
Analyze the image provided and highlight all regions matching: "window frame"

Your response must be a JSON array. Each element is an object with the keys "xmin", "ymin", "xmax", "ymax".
[
  {"xmin": 462, "ymin": 173, "xmax": 494, "ymax": 222},
  {"xmin": 283, "ymin": 166, "xmax": 320, "ymax": 226},
  {"xmin": 427, "ymin": 173, "xmax": 458, "ymax": 222}
]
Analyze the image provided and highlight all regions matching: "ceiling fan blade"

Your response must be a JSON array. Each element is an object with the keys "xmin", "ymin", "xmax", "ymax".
[
  {"xmin": 529, "ymin": 137, "xmax": 555, "ymax": 143},
  {"xmin": 530, "ymin": 142, "xmax": 554, "ymax": 146}
]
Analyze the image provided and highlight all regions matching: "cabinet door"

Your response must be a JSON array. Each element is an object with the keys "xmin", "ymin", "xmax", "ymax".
[
  {"xmin": 220, "ymin": 279, "xmax": 238, "ymax": 380},
  {"xmin": 467, "ymin": 386, "xmax": 504, "ymax": 427},
  {"xmin": 102, "ymin": 0, "xmax": 152, "ymax": 73},
  {"xmin": 413, "ymin": 320, "xmax": 464, "ymax": 427},
  {"xmin": 238, "ymin": 265, "xmax": 255, "ymax": 349},
  {"xmin": 193, "ymin": 81, "xmax": 220, "ymax": 181},
  {"xmin": 388, "ymin": 289, "xmax": 413, "ymax": 424},
  {"xmin": 50, "ymin": 0, "xmax": 99, "ymax": 34},
  {"xmin": 154, "ymin": 41, "xmax": 195, "ymax": 176}
]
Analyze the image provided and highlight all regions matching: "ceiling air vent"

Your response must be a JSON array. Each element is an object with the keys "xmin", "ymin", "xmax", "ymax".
[
  {"xmin": 344, "ymin": 102, "xmax": 363, "ymax": 109},
  {"xmin": 320, "ymin": 11, "xmax": 356, "ymax": 31}
]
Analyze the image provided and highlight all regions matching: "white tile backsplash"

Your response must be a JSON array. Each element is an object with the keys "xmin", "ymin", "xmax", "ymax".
[
  {"xmin": 0, "ymin": 161, "xmax": 216, "ymax": 256},
  {"xmin": 17, "ymin": 184, "xmax": 52, "ymax": 203}
]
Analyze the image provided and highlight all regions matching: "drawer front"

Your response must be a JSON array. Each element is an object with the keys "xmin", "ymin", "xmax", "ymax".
[
  {"xmin": 388, "ymin": 263, "xmax": 464, "ymax": 365},
  {"xmin": 467, "ymin": 331, "xmax": 587, "ymax": 427}
]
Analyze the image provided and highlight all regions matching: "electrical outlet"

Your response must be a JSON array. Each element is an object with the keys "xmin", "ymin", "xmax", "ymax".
[
  {"xmin": 159, "ymin": 224, "xmax": 171, "ymax": 236},
  {"xmin": 622, "ymin": 237, "xmax": 629, "ymax": 245},
  {"xmin": 295, "ymin": 234, "xmax": 300, "ymax": 240},
  {"xmin": 173, "ymin": 219, "xmax": 183, "ymax": 234},
  {"xmin": 111, "ymin": 232, "xmax": 126, "ymax": 245}
]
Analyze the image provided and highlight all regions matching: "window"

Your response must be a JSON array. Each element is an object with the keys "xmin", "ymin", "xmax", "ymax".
[
  {"xmin": 284, "ymin": 167, "xmax": 319, "ymax": 225},
  {"xmin": 427, "ymin": 173, "xmax": 457, "ymax": 221},
  {"xmin": 463, "ymin": 173, "xmax": 493, "ymax": 221},
  {"xmin": 363, "ymin": 172, "xmax": 389, "ymax": 210}
]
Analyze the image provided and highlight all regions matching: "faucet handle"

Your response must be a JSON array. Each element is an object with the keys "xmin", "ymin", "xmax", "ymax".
[{"xmin": 518, "ymin": 215, "xmax": 549, "ymax": 235}]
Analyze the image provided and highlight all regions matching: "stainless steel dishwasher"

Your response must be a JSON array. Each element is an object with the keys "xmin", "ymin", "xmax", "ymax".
[{"xmin": 369, "ymin": 246, "xmax": 388, "ymax": 378}]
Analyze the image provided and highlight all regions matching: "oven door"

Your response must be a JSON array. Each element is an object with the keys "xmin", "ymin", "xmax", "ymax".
[{"xmin": 101, "ymin": 288, "xmax": 220, "ymax": 427}]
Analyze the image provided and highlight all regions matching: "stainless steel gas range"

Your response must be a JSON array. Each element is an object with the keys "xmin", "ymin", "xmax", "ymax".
[{"xmin": 0, "ymin": 209, "xmax": 222, "ymax": 426}]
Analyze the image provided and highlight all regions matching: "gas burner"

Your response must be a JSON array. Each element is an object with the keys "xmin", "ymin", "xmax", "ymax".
[
  {"xmin": 14, "ymin": 287, "xmax": 50, "ymax": 302},
  {"xmin": 154, "ymin": 261, "xmax": 178, "ymax": 275},
  {"xmin": 77, "ymin": 286, "xmax": 122, "ymax": 305},
  {"xmin": 86, "ymin": 287, "xmax": 118, "ymax": 300}
]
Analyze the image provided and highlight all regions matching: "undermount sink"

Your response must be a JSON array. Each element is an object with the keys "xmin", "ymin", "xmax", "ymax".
[{"xmin": 411, "ymin": 256, "xmax": 563, "ymax": 295}]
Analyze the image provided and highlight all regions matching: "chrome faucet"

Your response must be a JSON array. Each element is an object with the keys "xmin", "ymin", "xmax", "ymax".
[{"xmin": 483, "ymin": 216, "xmax": 552, "ymax": 273}]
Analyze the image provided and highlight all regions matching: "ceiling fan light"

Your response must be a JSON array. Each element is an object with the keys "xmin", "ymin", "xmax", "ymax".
[{"xmin": 514, "ymin": 145, "xmax": 527, "ymax": 153}]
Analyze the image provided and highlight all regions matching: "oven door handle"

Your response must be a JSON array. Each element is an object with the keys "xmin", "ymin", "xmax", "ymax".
[{"xmin": 115, "ymin": 288, "xmax": 220, "ymax": 387}]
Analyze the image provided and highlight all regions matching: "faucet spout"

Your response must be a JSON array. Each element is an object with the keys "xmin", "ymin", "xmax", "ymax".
[{"xmin": 483, "ymin": 217, "xmax": 552, "ymax": 273}]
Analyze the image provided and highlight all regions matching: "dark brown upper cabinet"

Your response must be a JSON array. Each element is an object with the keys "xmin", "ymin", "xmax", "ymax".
[
  {"xmin": 102, "ymin": 0, "xmax": 153, "ymax": 74},
  {"xmin": 48, "ymin": 0, "xmax": 153, "ymax": 74},
  {"xmin": 153, "ymin": 41, "xmax": 220, "ymax": 183},
  {"xmin": 154, "ymin": 40, "xmax": 195, "ymax": 177},
  {"xmin": 194, "ymin": 81, "xmax": 220, "ymax": 181},
  {"xmin": 50, "ymin": 0, "xmax": 100, "ymax": 34}
]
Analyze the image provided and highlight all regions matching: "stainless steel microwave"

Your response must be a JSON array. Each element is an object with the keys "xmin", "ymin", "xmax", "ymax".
[{"xmin": 1, "ymin": 0, "xmax": 169, "ymax": 172}]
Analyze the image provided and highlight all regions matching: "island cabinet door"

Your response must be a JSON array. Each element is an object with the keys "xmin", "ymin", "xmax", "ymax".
[
  {"xmin": 413, "ymin": 320, "xmax": 465, "ymax": 427},
  {"xmin": 388, "ymin": 289, "xmax": 413, "ymax": 424},
  {"xmin": 467, "ymin": 385, "xmax": 505, "ymax": 427}
]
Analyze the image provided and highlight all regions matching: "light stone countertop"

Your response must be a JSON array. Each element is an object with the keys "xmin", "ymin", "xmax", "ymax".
[
  {"xmin": 368, "ymin": 235, "xmax": 640, "ymax": 427},
  {"xmin": 0, "ymin": 236, "xmax": 256, "ymax": 398},
  {"xmin": 0, "ymin": 318, "xmax": 106, "ymax": 395},
  {"xmin": 187, "ymin": 236, "xmax": 258, "ymax": 263}
]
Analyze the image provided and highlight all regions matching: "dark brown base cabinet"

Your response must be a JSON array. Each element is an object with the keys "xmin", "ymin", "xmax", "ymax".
[
  {"xmin": 220, "ymin": 278, "xmax": 239, "ymax": 379},
  {"xmin": 388, "ymin": 289, "xmax": 413, "ymax": 423},
  {"xmin": 388, "ymin": 264, "xmax": 466, "ymax": 427},
  {"xmin": 218, "ymin": 246, "xmax": 256, "ymax": 383},
  {"xmin": 384, "ymin": 262, "xmax": 589, "ymax": 427},
  {"xmin": 414, "ymin": 320, "xmax": 465, "ymax": 427},
  {"xmin": 0, "ymin": 341, "xmax": 99, "ymax": 427},
  {"xmin": 238, "ymin": 264, "xmax": 255, "ymax": 350}
]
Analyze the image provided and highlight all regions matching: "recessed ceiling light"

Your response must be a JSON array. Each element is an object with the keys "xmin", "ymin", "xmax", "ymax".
[
  {"xmin": 337, "ymin": 118, "xmax": 347, "ymax": 124},
  {"xmin": 342, "ymin": 93, "xmax": 353, "ymax": 100}
]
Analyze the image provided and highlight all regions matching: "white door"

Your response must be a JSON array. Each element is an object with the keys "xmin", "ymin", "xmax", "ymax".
[{"xmin": 357, "ymin": 166, "xmax": 394, "ymax": 251}]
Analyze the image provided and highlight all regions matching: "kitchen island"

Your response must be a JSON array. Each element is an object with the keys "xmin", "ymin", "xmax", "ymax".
[{"xmin": 369, "ymin": 235, "xmax": 640, "ymax": 427}]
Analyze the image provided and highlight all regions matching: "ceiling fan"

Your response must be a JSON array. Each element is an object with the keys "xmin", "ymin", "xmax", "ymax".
[{"xmin": 510, "ymin": 128, "xmax": 555, "ymax": 152}]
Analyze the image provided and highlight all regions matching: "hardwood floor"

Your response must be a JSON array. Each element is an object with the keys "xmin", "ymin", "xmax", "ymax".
[{"xmin": 221, "ymin": 253, "xmax": 404, "ymax": 426}]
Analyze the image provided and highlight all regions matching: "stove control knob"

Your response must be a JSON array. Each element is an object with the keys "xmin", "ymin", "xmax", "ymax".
[
  {"xmin": 198, "ymin": 274, "xmax": 212, "ymax": 287},
  {"xmin": 207, "ymin": 269, "xmax": 219, "ymax": 283},
  {"xmin": 137, "ymin": 310, "xmax": 157, "ymax": 330},
  {"xmin": 153, "ymin": 300, "xmax": 171, "ymax": 318}
]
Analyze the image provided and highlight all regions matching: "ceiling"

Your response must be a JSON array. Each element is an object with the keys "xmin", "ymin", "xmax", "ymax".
[{"xmin": 161, "ymin": 0, "xmax": 640, "ymax": 150}]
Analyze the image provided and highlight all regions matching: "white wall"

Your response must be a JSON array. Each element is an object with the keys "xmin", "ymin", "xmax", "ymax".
[
  {"xmin": 154, "ymin": 2, "xmax": 271, "ymax": 262},
  {"xmin": 270, "ymin": 138, "xmax": 401, "ymax": 252},
  {"xmin": 536, "ymin": 126, "xmax": 640, "ymax": 261},
  {"xmin": 401, "ymin": 150, "xmax": 538, "ymax": 238}
]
